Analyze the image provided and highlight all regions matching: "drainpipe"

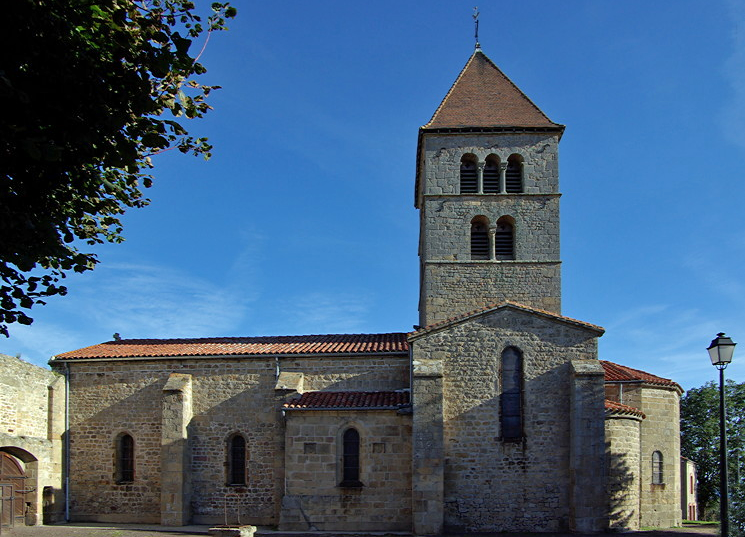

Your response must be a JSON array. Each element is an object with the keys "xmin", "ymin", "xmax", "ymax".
[
  {"xmin": 409, "ymin": 343, "xmax": 414, "ymax": 406},
  {"xmin": 64, "ymin": 362, "xmax": 70, "ymax": 522}
]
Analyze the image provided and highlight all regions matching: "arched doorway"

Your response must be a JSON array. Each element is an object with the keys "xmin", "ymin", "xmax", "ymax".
[{"xmin": 1, "ymin": 452, "xmax": 29, "ymax": 527}]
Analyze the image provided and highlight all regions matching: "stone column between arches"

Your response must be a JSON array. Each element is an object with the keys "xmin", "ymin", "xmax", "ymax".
[{"xmin": 160, "ymin": 373, "xmax": 193, "ymax": 526}]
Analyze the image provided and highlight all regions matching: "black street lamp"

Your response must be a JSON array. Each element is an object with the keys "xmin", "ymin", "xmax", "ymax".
[{"xmin": 707, "ymin": 332, "xmax": 736, "ymax": 537}]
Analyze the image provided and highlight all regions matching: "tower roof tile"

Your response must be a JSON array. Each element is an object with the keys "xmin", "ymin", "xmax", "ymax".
[{"xmin": 423, "ymin": 50, "xmax": 562, "ymax": 130}]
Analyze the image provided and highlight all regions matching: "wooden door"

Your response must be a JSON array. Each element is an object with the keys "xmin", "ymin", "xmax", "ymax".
[{"xmin": 0, "ymin": 452, "xmax": 27, "ymax": 527}]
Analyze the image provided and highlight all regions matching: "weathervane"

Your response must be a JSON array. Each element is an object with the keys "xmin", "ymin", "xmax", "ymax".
[{"xmin": 473, "ymin": 7, "xmax": 480, "ymax": 50}]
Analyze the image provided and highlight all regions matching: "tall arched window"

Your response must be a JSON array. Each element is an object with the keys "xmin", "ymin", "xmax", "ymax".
[
  {"xmin": 483, "ymin": 154, "xmax": 500, "ymax": 193},
  {"xmin": 470, "ymin": 217, "xmax": 489, "ymax": 260},
  {"xmin": 228, "ymin": 434, "xmax": 247, "ymax": 485},
  {"xmin": 340, "ymin": 427, "xmax": 362, "ymax": 487},
  {"xmin": 652, "ymin": 451, "xmax": 664, "ymax": 484},
  {"xmin": 495, "ymin": 217, "xmax": 514, "ymax": 260},
  {"xmin": 506, "ymin": 154, "xmax": 523, "ymax": 193},
  {"xmin": 500, "ymin": 347, "xmax": 523, "ymax": 441},
  {"xmin": 460, "ymin": 154, "xmax": 478, "ymax": 193},
  {"xmin": 116, "ymin": 433, "xmax": 134, "ymax": 483}
]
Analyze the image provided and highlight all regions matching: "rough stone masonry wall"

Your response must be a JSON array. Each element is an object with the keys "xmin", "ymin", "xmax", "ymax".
[
  {"xmin": 280, "ymin": 410, "xmax": 412, "ymax": 532},
  {"xmin": 420, "ymin": 133, "xmax": 560, "ymax": 198},
  {"xmin": 418, "ymin": 133, "xmax": 562, "ymax": 326},
  {"xmin": 412, "ymin": 308, "xmax": 600, "ymax": 532},
  {"xmin": 0, "ymin": 354, "xmax": 65, "ymax": 524},
  {"xmin": 58, "ymin": 353, "xmax": 408, "ymax": 525},
  {"xmin": 62, "ymin": 361, "xmax": 165, "ymax": 523},
  {"xmin": 606, "ymin": 415, "xmax": 642, "ymax": 531},
  {"xmin": 0, "ymin": 354, "xmax": 57, "ymax": 438},
  {"xmin": 421, "ymin": 262, "xmax": 561, "ymax": 325}
]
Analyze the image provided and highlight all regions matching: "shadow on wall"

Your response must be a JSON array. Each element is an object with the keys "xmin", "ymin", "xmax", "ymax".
[
  {"xmin": 440, "ymin": 363, "xmax": 575, "ymax": 533},
  {"xmin": 607, "ymin": 442, "xmax": 638, "ymax": 531}
]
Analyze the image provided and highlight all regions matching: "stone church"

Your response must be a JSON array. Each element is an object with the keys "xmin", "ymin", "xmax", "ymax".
[{"xmin": 3, "ymin": 47, "xmax": 683, "ymax": 534}]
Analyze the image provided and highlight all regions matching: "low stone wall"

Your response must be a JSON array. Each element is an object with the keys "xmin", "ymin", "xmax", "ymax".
[
  {"xmin": 281, "ymin": 409, "xmax": 412, "ymax": 531},
  {"xmin": 0, "ymin": 354, "xmax": 66, "ymax": 525}
]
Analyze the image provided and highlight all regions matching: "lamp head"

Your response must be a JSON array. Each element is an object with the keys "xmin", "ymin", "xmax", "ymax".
[{"xmin": 708, "ymin": 332, "xmax": 736, "ymax": 369}]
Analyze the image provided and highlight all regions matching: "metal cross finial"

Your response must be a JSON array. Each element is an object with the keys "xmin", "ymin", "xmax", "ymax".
[{"xmin": 473, "ymin": 7, "xmax": 481, "ymax": 50}]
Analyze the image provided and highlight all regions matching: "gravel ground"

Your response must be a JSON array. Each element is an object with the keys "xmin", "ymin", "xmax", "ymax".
[
  {"xmin": 1, "ymin": 523, "xmax": 210, "ymax": 537},
  {"xmin": 0, "ymin": 522, "xmax": 720, "ymax": 537}
]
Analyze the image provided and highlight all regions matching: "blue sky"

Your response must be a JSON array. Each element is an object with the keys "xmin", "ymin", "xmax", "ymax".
[{"xmin": 5, "ymin": 1, "xmax": 745, "ymax": 391}]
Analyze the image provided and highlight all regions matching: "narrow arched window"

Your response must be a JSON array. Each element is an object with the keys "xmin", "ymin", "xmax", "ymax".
[
  {"xmin": 506, "ymin": 154, "xmax": 523, "ymax": 193},
  {"xmin": 652, "ymin": 451, "xmax": 663, "ymax": 484},
  {"xmin": 116, "ymin": 433, "xmax": 134, "ymax": 483},
  {"xmin": 228, "ymin": 434, "xmax": 247, "ymax": 485},
  {"xmin": 470, "ymin": 217, "xmax": 489, "ymax": 260},
  {"xmin": 495, "ymin": 217, "xmax": 514, "ymax": 260},
  {"xmin": 460, "ymin": 154, "xmax": 478, "ymax": 193},
  {"xmin": 483, "ymin": 155, "xmax": 500, "ymax": 193},
  {"xmin": 500, "ymin": 347, "xmax": 523, "ymax": 441},
  {"xmin": 340, "ymin": 428, "xmax": 361, "ymax": 487}
]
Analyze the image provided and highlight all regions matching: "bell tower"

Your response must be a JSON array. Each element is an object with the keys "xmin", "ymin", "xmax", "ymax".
[{"xmin": 416, "ymin": 48, "xmax": 565, "ymax": 326}]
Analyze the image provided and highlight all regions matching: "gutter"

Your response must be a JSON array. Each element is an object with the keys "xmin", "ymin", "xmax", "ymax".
[{"xmin": 409, "ymin": 342, "xmax": 414, "ymax": 408}]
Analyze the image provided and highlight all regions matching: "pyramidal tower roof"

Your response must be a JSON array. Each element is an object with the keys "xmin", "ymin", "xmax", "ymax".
[{"xmin": 422, "ymin": 49, "xmax": 563, "ymax": 131}]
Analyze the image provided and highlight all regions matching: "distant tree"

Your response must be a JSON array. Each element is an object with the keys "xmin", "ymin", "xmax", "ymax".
[
  {"xmin": 0, "ymin": 0, "xmax": 236, "ymax": 336},
  {"xmin": 680, "ymin": 379, "xmax": 745, "ymax": 526}
]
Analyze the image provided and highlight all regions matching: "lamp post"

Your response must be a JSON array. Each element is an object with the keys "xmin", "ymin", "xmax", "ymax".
[{"xmin": 707, "ymin": 332, "xmax": 736, "ymax": 537}]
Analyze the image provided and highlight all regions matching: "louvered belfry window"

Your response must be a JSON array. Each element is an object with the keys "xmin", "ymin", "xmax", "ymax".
[
  {"xmin": 506, "ymin": 155, "xmax": 523, "ymax": 193},
  {"xmin": 483, "ymin": 156, "xmax": 500, "ymax": 193},
  {"xmin": 117, "ymin": 433, "xmax": 134, "ymax": 483},
  {"xmin": 495, "ymin": 219, "xmax": 514, "ymax": 260},
  {"xmin": 229, "ymin": 435, "xmax": 247, "ymax": 485},
  {"xmin": 460, "ymin": 156, "xmax": 478, "ymax": 193},
  {"xmin": 471, "ymin": 220, "xmax": 489, "ymax": 260},
  {"xmin": 500, "ymin": 347, "xmax": 523, "ymax": 441},
  {"xmin": 340, "ymin": 428, "xmax": 362, "ymax": 487}
]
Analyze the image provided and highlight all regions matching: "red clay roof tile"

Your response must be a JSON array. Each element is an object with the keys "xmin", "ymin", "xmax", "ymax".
[
  {"xmin": 423, "ymin": 50, "xmax": 562, "ymax": 130},
  {"xmin": 605, "ymin": 399, "xmax": 646, "ymax": 419},
  {"xmin": 52, "ymin": 333, "xmax": 409, "ymax": 361},
  {"xmin": 283, "ymin": 391, "xmax": 410, "ymax": 410},
  {"xmin": 601, "ymin": 360, "xmax": 681, "ymax": 390}
]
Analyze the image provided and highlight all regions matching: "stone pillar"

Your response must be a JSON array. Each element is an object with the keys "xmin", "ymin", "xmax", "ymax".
[
  {"xmin": 498, "ymin": 162, "xmax": 508, "ymax": 193},
  {"xmin": 477, "ymin": 162, "xmax": 485, "ymax": 194},
  {"xmin": 488, "ymin": 228, "xmax": 496, "ymax": 260},
  {"xmin": 45, "ymin": 376, "xmax": 67, "ymax": 524},
  {"xmin": 569, "ymin": 360, "xmax": 607, "ymax": 532},
  {"xmin": 411, "ymin": 351, "xmax": 444, "ymax": 536},
  {"xmin": 161, "ymin": 373, "xmax": 192, "ymax": 526}
]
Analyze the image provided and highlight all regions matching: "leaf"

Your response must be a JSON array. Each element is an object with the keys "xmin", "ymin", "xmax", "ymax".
[{"xmin": 0, "ymin": 0, "xmax": 235, "ymax": 337}]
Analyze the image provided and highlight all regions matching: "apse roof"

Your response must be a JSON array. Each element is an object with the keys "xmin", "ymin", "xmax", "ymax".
[
  {"xmin": 52, "ymin": 333, "xmax": 409, "ymax": 361},
  {"xmin": 422, "ymin": 49, "xmax": 562, "ymax": 131},
  {"xmin": 605, "ymin": 399, "xmax": 646, "ymax": 419},
  {"xmin": 601, "ymin": 360, "xmax": 681, "ymax": 391}
]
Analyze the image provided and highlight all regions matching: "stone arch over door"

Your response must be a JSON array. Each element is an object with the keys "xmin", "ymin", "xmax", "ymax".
[{"xmin": 0, "ymin": 448, "xmax": 39, "ymax": 527}]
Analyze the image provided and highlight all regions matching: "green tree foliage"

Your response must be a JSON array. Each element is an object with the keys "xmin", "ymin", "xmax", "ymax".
[
  {"xmin": 680, "ymin": 379, "xmax": 745, "ymax": 526},
  {"xmin": 0, "ymin": 0, "xmax": 236, "ymax": 336}
]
